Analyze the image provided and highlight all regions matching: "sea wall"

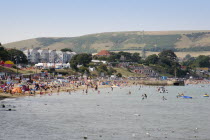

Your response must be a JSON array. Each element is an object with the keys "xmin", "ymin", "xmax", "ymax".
[{"xmin": 138, "ymin": 80, "xmax": 184, "ymax": 86}]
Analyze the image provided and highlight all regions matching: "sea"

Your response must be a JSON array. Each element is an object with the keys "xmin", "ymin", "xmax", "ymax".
[{"xmin": 0, "ymin": 84, "xmax": 210, "ymax": 140}]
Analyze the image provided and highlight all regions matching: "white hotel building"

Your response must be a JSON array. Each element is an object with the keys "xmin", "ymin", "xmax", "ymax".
[{"xmin": 23, "ymin": 49, "xmax": 76, "ymax": 64}]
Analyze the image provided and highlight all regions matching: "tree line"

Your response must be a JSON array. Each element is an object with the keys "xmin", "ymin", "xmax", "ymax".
[
  {"xmin": 70, "ymin": 50, "xmax": 210, "ymax": 77},
  {"xmin": 0, "ymin": 43, "xmax": 28, "ymax": 64}
]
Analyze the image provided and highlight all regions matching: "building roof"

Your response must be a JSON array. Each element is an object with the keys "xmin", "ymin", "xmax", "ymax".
[{"xmin": 96, "ymin": 50, "xmax": 110, "ymax": 56}]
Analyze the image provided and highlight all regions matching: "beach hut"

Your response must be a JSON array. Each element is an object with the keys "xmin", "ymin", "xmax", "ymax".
[{"xmin": 4, "ymin": 61, "xmax": 14, "ymax": 68}]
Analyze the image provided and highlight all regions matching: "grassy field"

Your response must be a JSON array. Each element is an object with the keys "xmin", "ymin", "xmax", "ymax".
[
  {"xmin": 4, "ymin": 30, "xmax": 210, "ymax": 54},
  {"xmin": 0, "ymin": 66, "xmax": 42, "ymax": 74},
  {"xmin": 0, "ymin": 66, "xmax": 16, "ymax": 73},
  {"xmin": 114, "ymin": 67, "xmax": 145, "ymax": 77},
  {"xmin": 146, "ymin": 51, "xmax": 210, "ymax": 58}
]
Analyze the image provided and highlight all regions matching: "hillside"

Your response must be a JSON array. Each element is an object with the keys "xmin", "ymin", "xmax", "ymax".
[{"xmin": 3, "ymin": 30, "xmax": 210, "ymax": 54}]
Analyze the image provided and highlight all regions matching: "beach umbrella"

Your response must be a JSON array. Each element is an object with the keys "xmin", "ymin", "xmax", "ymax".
[
  {"xmin": 4, "ymin": 60, "xmax": 14, "ymax": 68},
  {"xmin": 4, "ymin": 60, "xmax": 14, "ymax": 64}
]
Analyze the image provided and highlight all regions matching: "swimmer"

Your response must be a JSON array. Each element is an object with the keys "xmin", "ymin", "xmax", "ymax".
[
  {"xmin": 144, "ymin": 94, "xmax": 147, "ymax": 99},
  {"xmin": 2, "ymin": 104, "xmax": 5, "ymax": 108}
]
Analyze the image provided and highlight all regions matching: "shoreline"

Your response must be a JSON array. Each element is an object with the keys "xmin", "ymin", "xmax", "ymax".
[
  {"xmin": 0, "ymin": 84, "xmax": 113, "ymax": 101},
  {"xmin": 1, "ymin": 79, "xmax": 209, "ymax": 101},
  {"xmin": 0, "ymin": 96, "xmax": 8, "ymax": 101}
]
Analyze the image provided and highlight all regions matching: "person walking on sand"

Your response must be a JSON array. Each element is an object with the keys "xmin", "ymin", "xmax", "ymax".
[
  {"xmin": 57, "ymin": 86, "xmax": 60, "ymax": 94},
  {"xmin": 44, "ymin": 85, "xmax": 48, "ymax": 94},
  {"xmin": 50, "ymin": 87, "xmax": 53, "ymax": 95}
]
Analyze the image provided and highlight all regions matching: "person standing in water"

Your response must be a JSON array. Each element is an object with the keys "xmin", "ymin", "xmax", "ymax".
[
  {"xmin": 144, "ymin": 94, "xmax": 147, "ymax": 99},
  {"xmin": 95, "ymin": 85, "xmax": 98, "ymax": 91},
  {"xmin": 142, "ymin": 94, "xmax": 145, "ymax": 100},
  {"xmin": 57, "ymin": 86, "xmax": 60, "ymax": 93},
  {"xmin": 162, "ymin": 96, "xmax": 167, "ymax": 100},
  {"xmin": 68, "ymin": 89, "xmax": 71, "ymax": 95}
]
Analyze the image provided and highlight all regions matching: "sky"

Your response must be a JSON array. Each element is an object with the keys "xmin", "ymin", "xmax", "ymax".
[{"xmin": 1, "ymin": 0, "xmax": 210, "ymax": 44}]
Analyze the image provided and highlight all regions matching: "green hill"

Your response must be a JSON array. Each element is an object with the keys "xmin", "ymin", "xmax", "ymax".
[{"xmin": 3, "ymin": 30, "xmax": 210, "ymax": 53}]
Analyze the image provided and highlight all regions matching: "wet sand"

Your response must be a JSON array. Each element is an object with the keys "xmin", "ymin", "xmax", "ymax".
[
  {"xmin": 0, "ymin": 84, "xmax": 112, "ymax": 100},
  {"xmin": 0, "ymin": 96, "xmax": 7, "ymax": 100}
]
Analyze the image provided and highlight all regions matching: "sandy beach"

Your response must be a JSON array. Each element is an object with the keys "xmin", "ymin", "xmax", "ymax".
[{"xmin": 0, "ymin": 81, "xmax": 119, "ymax": 100}]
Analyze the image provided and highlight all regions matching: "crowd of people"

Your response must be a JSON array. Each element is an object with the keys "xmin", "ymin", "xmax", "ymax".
[
  {"xmin": 0, "ymin": 76, "xmax": 131, "ymax": 98},
  {"xmin": 1, "ymin": 75, "xmax": 210, "ymax": 101}
]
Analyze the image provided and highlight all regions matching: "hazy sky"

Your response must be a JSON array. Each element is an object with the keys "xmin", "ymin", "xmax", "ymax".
[{"xmin": 1, "ymin": 0, "xmax": 210, "ymax": 43}]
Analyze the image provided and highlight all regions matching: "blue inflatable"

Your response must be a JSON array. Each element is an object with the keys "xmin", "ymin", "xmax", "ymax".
[{"xmin": 182, "ymin": 96, "xmax": 192, "ymax": 99}]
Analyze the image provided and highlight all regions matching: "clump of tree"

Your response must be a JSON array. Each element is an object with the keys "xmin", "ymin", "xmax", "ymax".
[
  {"xmin": 183, "ymin": 54, "xmax": 192, "ymax": 61},
  {"xmin": 181, "ymin": 54, "xmax": 210, "ymax": 77},
  {"xmin": 7, "ymin": 49, "xmax": 28, "ymax": 64},
  {"xmin": 175, "ymin": 47, "xmax": 210, "ymax": 52},
  {"xmin": 144, "ymin": 54, "xmax": 159, "ymax": 65},
  {"xmin": 94, "ymin": 51, "xmax": 141, "ymax": 63},
  {"xmin": 158, "ymin": 50, "xmax": 183, "ymax": 76},
  {"xmin": 144, "ymin": 50, "xmax": 185, "ymax": 77},
  {"xmin": 145, "ymin": 50, "xmax": 210, "ymax": 77},
  {"xmin": 0, "ymin": 43, "xmax": 27, "ymax": 64},
  {"xmin": 0, "ymin": 46, "xmax": 9, "ymax": 61},
  {"xmin": 116, "ymin": 73, "xmax": 122, "ymax": 77},
  {"xmin": 96, "ymin": 64, "xmax": 117, "ymax": 76},
  {"xmin": 193, "ymin": 55, "xmax": 210, "ymax": 67},
  {"xmin": 70, "ymin": 53, "xmax": 92, "ymax": 71},
  {"xmin": 78, "ymin": 66, "xmax": 89, "ymax": 74},
  {"xmin": 182, "ymin": 55, "xmax": 210, "ymax": 69},
  {"xmin": 185, "ymin": 32, "xmax": 210, "ymax": 40},
  {"xmin": 61, "ymin": 48, "xmax": 73, "ymax": 52}
]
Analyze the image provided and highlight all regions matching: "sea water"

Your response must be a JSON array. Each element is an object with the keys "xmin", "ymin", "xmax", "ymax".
[{"xmin": 0, "ymin": 84, "xmax": 210, "ymax": 140}]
